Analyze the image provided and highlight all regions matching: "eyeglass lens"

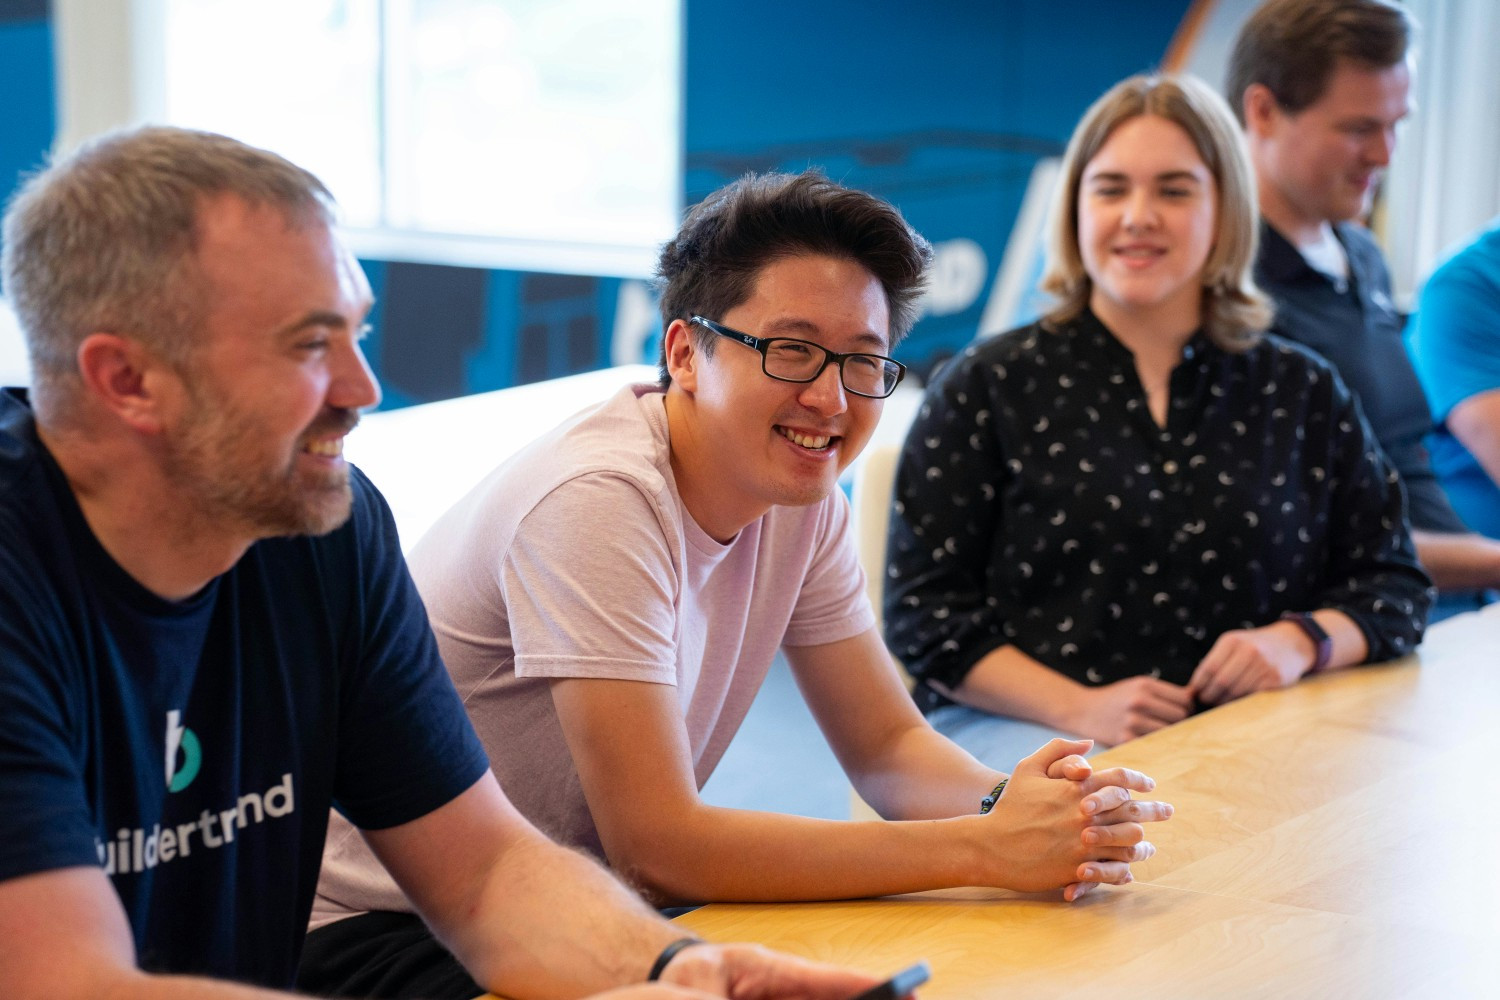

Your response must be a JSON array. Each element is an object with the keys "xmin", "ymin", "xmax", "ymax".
[{"xmin": 762, "ymin": 340, "xmax": 896, "ymax": 396}]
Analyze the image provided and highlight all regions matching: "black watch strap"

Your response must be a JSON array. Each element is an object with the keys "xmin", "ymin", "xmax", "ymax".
[
  {"xmin": 1280, "ymin": 611, "xmax": 1333, "ymax": 673},
  {"xmin": 648, "ymin": 937, "xmax": 704, "ymax": 981},
  {"xmin": 979, "ymin": 778, "xmax": 1008, "ymax": 815}
]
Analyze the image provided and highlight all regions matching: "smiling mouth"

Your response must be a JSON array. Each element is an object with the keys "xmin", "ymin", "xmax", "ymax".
[
  {"xmin": 302, "ymin": 437, "xmax": 344, "ymax": 458},
  {"xmin": 777, "ymin": 425, "xmax": 835, "ymax": 451},
  {"xmin": 300, "ymin": 410, "xmax": 360, "ymax": 460}
]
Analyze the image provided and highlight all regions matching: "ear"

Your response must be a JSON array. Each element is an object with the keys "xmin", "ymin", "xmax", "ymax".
[
  {"xmin": 75, "ymin": 333, "xmax": 175, "ymax": 434},
  {"xmin": 1242, "ymin": 83, "xmax": 1281, "ymax": 139},
  {"xmin": 663, "ymin": 318, "xmax": 700, "ymax": 393}
]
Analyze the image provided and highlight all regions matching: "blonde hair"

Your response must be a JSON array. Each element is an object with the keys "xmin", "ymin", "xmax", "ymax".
[{"xmin": 1041, "ymin": 73, "xmax": 1272, "ymax": 350}]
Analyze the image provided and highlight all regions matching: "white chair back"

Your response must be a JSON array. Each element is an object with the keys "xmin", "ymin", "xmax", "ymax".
[{"xmin": 850, "ymin": 443, "xmax": 902, "ymax": 629}]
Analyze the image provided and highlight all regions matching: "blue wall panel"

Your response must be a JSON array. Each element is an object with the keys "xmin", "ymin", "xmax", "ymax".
[
  {"xmin": 0, "ymin": 1, "xmax": 1190, "ymax": 407},
  {"xmin": 0, "ymin": 13, "xmax": 56, "ymax": 263},
  {"xmin": 686, "ymin": 0, "xmax": 1189, "ymax": 377}
]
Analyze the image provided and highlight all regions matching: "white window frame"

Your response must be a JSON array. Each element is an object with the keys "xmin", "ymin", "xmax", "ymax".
[{"xmin": 51, "ymin": 0, "xmax": 682, "ymax": 279}]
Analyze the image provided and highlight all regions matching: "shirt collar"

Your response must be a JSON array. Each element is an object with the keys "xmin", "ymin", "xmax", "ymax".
[
  {"xmin": 1074, "ymin": 307, "xmax": 1216, "ymax": 367},
  {"xmin": 1256, "ymin": 218, "xmax": 1313, "ymax": 284}
]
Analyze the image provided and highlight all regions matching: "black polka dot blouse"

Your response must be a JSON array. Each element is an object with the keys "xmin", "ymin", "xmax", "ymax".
[{"xmin": 884, "ymin": 309, "xmax": 1434, "ymax": 713}]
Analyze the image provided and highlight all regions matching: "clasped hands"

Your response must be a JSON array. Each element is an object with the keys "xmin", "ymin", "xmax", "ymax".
[
  {"xmin": 1071, "ymin": 620, "xmax": 1317, "ymax": 745},
  {"xmin": 987, "ymin": 738, "xmax": 1172, "ymax": 902}
]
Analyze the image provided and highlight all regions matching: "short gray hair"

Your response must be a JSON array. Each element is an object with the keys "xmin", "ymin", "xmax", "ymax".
[{"xmin": 2, "ymin": 126, "xmax": 335, "ymax": 415}]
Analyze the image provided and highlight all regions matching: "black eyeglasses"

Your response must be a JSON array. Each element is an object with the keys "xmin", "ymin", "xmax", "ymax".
[{"xmin": 690, "ymin": 316, "xmax": 906, "ymax": 399}]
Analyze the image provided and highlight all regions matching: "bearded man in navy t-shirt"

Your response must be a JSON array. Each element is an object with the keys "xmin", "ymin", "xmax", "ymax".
[{"xmin": 0, "ymin": 125, "xmax": 876, "ymax": 1000}]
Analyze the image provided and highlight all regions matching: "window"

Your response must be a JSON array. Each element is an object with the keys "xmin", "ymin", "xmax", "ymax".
[{"xmin": 60, "ymin": 0, "xmax": 681, "ymax": 276}]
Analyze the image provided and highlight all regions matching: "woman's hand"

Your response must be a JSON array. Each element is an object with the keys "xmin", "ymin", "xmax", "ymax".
[
  {"xmin": 1188, "ymin": 622, "xmax": 1312, "ymax": 706},
  {"xmin": 1065, "ymin": 676, "xmax": 1193, "ymax": 746}
]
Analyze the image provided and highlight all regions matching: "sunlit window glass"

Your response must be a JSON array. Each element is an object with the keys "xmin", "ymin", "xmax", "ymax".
[
  {"xmin": 388, "ymin": 0, "xmax": 679, "ymax": 247},
  {"xmin": 163, "ymin": 0, "xmax": 680, "ymax": 259},
  {"xmin": 164, "ymin": 0, "xmax": 382, "ymax": 227}
]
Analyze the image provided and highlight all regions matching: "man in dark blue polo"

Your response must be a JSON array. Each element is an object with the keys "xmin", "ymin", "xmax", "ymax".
[{"xmin": 1228, "ymin": 0, "xmax": 1500, "ymax": 618}]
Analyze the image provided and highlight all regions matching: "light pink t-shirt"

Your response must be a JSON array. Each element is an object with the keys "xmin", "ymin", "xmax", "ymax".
[{"xmin": 311, "ymin": 383, "xmax": 872, "ymax": 927}]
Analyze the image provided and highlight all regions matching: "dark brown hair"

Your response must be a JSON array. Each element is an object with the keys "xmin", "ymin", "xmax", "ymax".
[
  {"xmin": 654, "ymin": 171, "xmax": 932, "ymax": 385},
  {"xmin": 1226, "ymin": 0, "xmax": 1414, "ymax": 123}
]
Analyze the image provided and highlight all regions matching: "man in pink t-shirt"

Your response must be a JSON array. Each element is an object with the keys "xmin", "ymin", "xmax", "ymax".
[{"xmin": 307, "ymin": 172, "xmax": 1173, "ymax": 998}]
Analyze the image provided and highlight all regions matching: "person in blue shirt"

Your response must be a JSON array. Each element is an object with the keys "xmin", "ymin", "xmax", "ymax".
[
  {"xmin": 0, "ymin": 124, "xmax": 878, "ymax": 1000},
  {"xmin": 1408, "ymin": 216, "xmax": 1500, "ymax": 541}
]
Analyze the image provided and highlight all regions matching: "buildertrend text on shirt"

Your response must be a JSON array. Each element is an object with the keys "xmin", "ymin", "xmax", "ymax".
[{"xmin": 96, "ymin": 772, "xmax": 295, "ymax": 877}]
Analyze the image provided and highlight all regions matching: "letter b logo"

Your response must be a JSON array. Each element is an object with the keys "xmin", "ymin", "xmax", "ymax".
[{"xmin": 165, "ymin": 710, "xmax": 201, "ymax": 793}]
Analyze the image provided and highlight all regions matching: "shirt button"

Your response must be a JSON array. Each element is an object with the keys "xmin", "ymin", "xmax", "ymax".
[{"xmin": 1163, "ymin": 460, "xmax": 1179, "ymax": 475}]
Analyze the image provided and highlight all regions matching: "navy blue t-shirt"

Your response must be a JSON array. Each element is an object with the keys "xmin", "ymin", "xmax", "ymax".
[{"xmin": 0, "ymin": 388, "xmax": 490, "ymax": 988}]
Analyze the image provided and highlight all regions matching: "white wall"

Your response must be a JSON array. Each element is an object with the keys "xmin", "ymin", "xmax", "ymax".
[{"xmin": 0, "ymin": 299, "xmax": 30, "ymax": 386}]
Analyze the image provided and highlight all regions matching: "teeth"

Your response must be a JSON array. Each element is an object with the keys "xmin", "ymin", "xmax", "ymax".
[
  {"xmin": 779, "ymin": 427, "xmax": 832, "ymax": 449},
  {"xmin": 303, "ymin": 438, "xmax": 343, "ymax": 457}
]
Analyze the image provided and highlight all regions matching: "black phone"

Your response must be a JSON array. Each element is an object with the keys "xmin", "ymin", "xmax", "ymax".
[{"xmin": 847, "ymin": 960, "xmax": 931, "ymax": 1000}]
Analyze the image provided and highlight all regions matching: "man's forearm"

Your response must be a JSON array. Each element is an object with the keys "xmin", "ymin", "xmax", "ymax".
[
  {"xmin": 16, "ymin": 970, "xmax": 297, "ymax": 1000},
  {"xmin": 0, "ymin": 866, "xmax": 319, "ymax": 1000},
  {"xmin": 366, "ymin": 776, "xmax": 684, "ymax": 1000},
  {"xmin": 782, "ymin": 633, "xmax": 1006, "ymax": 821},
  {"xmin": 1448, "ymin": 390, "xmax": 1500, "ymax": 495},
  {"xmin": 1412, "ymin": 529, "xmax": 1500, "ymax": 590},
  {"xmin": 435, "ymin": 832, "xmax": 681, "ymax": 999},
  {"xmin": 844, "ymin": 718, "xmax": 1004, "ymax": 821},
  {"xmin": 602, "ymin": 802, "xmax": 1001, "ymax": 906}
]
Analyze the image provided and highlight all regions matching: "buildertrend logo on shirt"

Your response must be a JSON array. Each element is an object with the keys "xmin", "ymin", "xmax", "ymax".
[
  {"xmin": 98, "ymin": 771, "xmax": 297, "ymax": 877},
  {"xmin": 165, "ymin": 709, "xmax": 201, "ymax": 792},
  {"xmin": 94, "ymin": 709, "xmax": 298, "ymax": 877}
]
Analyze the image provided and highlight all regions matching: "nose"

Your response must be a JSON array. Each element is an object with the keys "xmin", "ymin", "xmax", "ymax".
[
  {"xmin": 331, "ymin": 334, "xmax": 382, "ymax": 411},
  {"xmin": 1121, "ymin": 189, "xmax": 1157, "ymax": 231},
  {"xmin": 797, "ymin": 358, "xmax": 848, "ymax": 415},
  {"xmin": 1367, "ymin": 126, "xmax": 1397, "ymax": 167}
]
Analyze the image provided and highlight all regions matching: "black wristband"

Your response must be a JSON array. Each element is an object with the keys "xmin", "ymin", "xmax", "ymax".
[
  {"xmin": 647, "ymin": 937, "xmax": 705, "ymax": 981},
  {"xmin": 1280, "ymin": 611, "xmax": 1333, "ymax": 673}
]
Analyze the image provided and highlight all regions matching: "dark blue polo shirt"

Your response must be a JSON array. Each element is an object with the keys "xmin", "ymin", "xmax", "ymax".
[{"xmin": 1255, "ymin": 219, "xmax": 1469, "ymax": 534}]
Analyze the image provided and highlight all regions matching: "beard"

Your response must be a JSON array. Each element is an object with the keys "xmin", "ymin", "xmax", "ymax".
[{"xmin": 163, "ymin": 399, "xmax": 361, "ymax": 539}]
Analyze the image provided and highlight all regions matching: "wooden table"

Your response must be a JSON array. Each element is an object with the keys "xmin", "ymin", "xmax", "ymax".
[{"xmin": 677, "ymin": 605, "xmax": 1500, "ymax": 999}]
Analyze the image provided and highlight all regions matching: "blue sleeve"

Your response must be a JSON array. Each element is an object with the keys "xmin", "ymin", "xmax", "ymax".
[
  {"xmin": 0, "ymin": 625, "xmax": 102, "ymax": 880},
  {"xmin": 330, "ymin": 469, "xmax": 491, "ymax": 831},
  {"xmin": 1409, "ymin": 254, "xmax": 1500, "ymax": 422},
  {"xmin": 0, "ymin": 530, "xmax": 102, "ymax": 882}
]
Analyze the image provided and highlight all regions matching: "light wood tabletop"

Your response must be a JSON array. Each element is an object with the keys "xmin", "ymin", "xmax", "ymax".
[{"xmin": 675, "ymin": 604, "xmax": 1500, "ymax": 999}]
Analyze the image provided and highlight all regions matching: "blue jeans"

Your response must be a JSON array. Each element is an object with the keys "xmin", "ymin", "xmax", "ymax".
[{"xmin": 928, "ymin": 704, "xmax": 1100, "ymax": 773}]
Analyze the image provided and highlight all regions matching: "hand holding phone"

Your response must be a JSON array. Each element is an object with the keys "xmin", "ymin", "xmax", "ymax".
[{"xmin": 847, "ymin": 960, "xmax": 930, "ymax": 1000}]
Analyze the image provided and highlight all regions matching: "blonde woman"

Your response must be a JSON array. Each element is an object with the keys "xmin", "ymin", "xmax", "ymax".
[{"xmin": 884, "ymin": 74, "xmax": 1431, "ymax": 769}]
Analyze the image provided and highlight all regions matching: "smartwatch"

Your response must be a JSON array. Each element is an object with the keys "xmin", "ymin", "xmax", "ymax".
[{"xmin": 1280, "ymin": 611, "xmax": 1333, "ymax": 674}]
